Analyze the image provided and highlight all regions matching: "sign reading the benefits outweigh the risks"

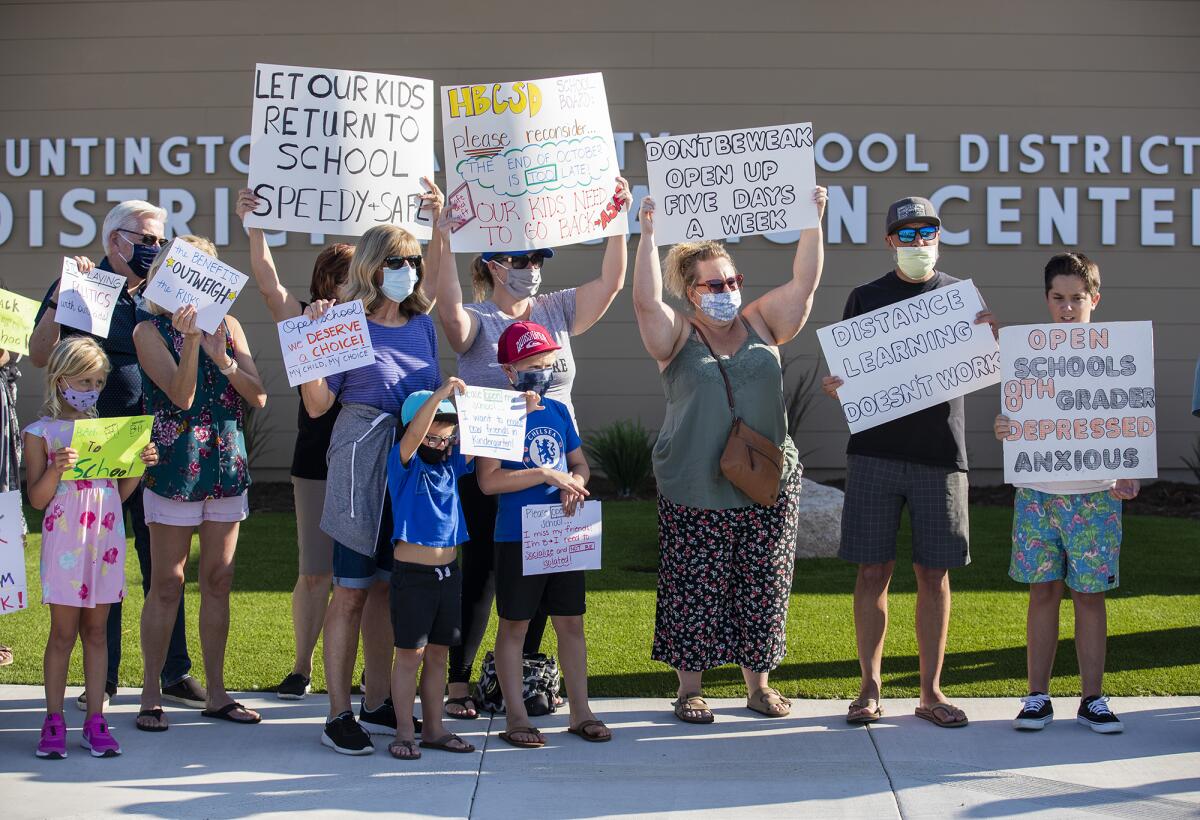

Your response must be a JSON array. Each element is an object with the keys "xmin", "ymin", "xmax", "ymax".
[
  {"xmin": 0, "ymin": 490, "xmax": 28, "ymax": 615},
  {"xmin": 817, "ymin": 280, "xmax": 1000, "ymax": 433},
  {"xmin": 456, "ymin": 387, "xmax": 527, "ymax": 462},
  {"xmin": 246, "ymin": 63, "xmax": 435, "ymax": 238},
  {"xmin": 1000, "ymin": 321, "xmax": 1157, "ymax": 483},
  {"xmin": 644, "ymin": 123, "xmax": 818, "ymax": 245},
  {"xmin": 56, "ymin": 258, "xmax": 125, "ymax": 338},
  {"xmin": 67, "ymin": 415, "xmax": 154, "ymax": 480},
  {"xmin": 144, "ymin": 238, "xmax": 247, "ymax": 334},
  {"xmin": 277, "ymin": 300, "xmax": 375, "ymax": 387},
  {"xmin": 0, "ymin": 288, "xmax": 39, "ymax": 356},
  {"xmin": 441, "ymin": 72, "xmax": 625, "ymax": 252},
  {"xmin": 521, "ymin": 501, "xmax": 602, "ymax": 576}
]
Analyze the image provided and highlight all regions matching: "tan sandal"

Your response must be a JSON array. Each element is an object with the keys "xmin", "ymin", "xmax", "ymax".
[
  {"xmin": 916, "ymin": 702, "xmax": 969, "ymax": 728},
  {"xmin": 672, "ymin": 692, "xmax": 714, "ymax": 724},
  {"xmin": 847, "ymin": 697, "xmax": 883, "ymax": 724},
  {"xmin": 747, "ymin": 687, "xmax": 792, "ymax": 717}
]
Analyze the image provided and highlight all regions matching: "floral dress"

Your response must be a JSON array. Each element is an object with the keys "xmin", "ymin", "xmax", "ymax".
[
  {"xmin": 142, "ymin": 315, "xmax": 250, "ymax": 502},
  {"xmin": 24, "ymin": 417, "xmax": 126, "ymax": 607}
]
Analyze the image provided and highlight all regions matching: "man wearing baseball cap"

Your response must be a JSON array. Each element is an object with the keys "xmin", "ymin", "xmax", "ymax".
[
  {"xmin": 822, "ymin": 197, "xmax": 997, "ymax": 729},
  {"xmin": 475, "ymin": 321, "xmax": 612, "ymax": 748}
]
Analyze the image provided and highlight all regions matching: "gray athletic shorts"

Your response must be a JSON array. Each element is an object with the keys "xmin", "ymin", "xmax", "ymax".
[{"xmin": 838, "ymin": 455, "xmax": 970, "ymax": 569}]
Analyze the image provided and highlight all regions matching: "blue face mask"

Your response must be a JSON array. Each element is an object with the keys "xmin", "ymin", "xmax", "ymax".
[
  {"xmin": 119, "ymin": 239, "xmax": 158, "ymax": 279},
  {"xmin": 379, "ymin": 264, "xmax": 418, "ymax": 303},
  {"xmin": 512, "ymin": 367, "xmax": 554, "ymax": 396}
]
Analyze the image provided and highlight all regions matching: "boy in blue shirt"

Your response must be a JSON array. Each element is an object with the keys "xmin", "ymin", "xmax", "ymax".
[
  {"xmin": 384, "ymin": 378, "xmax": 476, "ymax": 760},
  {"xmin": 476, "ymin": 321, "xmax": 612, "ymax": 748}
]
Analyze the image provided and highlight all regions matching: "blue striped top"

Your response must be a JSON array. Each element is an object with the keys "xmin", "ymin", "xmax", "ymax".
[{"xmin": 325, "ymin": 314, "xmax": 441, "ymax": 416}]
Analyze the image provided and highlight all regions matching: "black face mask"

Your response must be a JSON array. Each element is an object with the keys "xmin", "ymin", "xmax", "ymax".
[{"xmin": 418, "ymin": 444, "xmax": 451, "ymax": 465}]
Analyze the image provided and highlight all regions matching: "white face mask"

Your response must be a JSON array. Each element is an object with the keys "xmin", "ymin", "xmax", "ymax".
[
  {"xmin": 697, "ymin": 289, "xmax": 742, "ymax": 323},
  {"xmin": 894, "ymin": 245, "xmax": 939, "ymax": 280},
  {"xmin": 380, "ymin": 264, "xmax": 418, "ymax": 303}
]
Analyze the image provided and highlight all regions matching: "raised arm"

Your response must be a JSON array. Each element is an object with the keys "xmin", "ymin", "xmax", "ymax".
[
  {"xmin": 433, "ymin": 211, "xmax": 481, "ymax": 354},
  {"xmin": 236, "ymin": 188, "xmax": 302, "ymax": 323},
  {"xmin": 572, "ymin": 176, "xmax": 631, "ymax": 335},
  {"xmin": 418, "ymin": 177, "xmax": 445, "ymax": 312},
  {"xmin": 398, "ymin": 377, "xmax": 465, "ymax": 466},
  {"xmin": 29, "ymin": 256, "xmax": 93, "ymax": 367},
  {"xmin": 134, "ymin": 308, "xmax": 202, "ymax": 411},
  {"xmin": 631, "ymin": 196, "xmax": 687, "ymax": 365},
  {"xmin": 744, "ymin": 186, "xmax": 827, "ymax": 345}
]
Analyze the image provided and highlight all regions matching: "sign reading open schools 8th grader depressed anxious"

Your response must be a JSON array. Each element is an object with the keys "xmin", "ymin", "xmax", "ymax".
[
  {"xmin": 246, "ymin": 64, "xmax": 435, "ymax": 239},
  {"xmin": 817, "ymin": 280, "xmax": 1000, "ymax": 433},
  {"xmin": 644, "ymin": 123, "xmax": 819, "ymax": 245},
  {"xmin": 441, "ymin": 72, "xmax": 626, "ymax": 253},
  {"xmin": 1000, "ymin": 321, "xmax": 1157, "ymax": 483}
]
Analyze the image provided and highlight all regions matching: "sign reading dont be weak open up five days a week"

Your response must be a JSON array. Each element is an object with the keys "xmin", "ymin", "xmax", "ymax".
[
  {"xmin": 247, "ymin": 63, "xmax": 435, "ymax": 239},
  {"xmin": 441, "ymin": 72, "xmax": 626, "ymax": 252},
  {"xmin": 1000, "ymin": 321, "xmax": 1157, "ymax": 483},
  {"xmin": 817, "ymin": 280, "xmax": 1000, "ymax": 433},
  {"xmin": 144, "ymin": 238, "xmax": 247, "ymax": 334},
  {"xmin": 277, "ymin": 300, "xmax": 375, "ymax": 387},
  {"xmin": 645, "ymin": 123, "xmax": 818, "ymax": 245}
]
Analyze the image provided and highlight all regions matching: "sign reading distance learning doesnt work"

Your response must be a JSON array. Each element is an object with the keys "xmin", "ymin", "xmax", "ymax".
[
  {"xmin": 247, "ymin": 63, "xmax": 435, "ymax": 238},
  {"xmin": 441, "ymin": 72, "xmax": 625, "ymax": 252}
]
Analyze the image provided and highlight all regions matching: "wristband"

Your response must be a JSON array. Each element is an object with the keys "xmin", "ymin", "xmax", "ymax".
[{"xmin": 219, "ymin": 359, "xmax": 238, "ymax": 376}]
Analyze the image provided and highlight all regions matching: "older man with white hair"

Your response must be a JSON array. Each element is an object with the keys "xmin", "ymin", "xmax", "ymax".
[{"xmin": 30, "ymin": 199, "xmax": 206, "ymax": 715}]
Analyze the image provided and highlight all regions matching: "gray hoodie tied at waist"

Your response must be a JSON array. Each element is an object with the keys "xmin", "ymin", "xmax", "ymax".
[{"xmin": 320, "ymin": 402, "xmax": 397, "ymax": 556}]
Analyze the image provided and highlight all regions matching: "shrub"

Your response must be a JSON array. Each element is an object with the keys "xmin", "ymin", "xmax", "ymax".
[{"xmin": 584, "ymin": 419, "xmax": 654, "ymax": 498}]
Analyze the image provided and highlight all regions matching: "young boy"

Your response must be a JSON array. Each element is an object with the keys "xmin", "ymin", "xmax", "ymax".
[
  {"xmin": 476, "ymin": 321, "xmax": 612, "ymax": 748},
  {"xmin": 994, "ymin": 252, "xmax": 1140, "ymax": 734},
  {"xmin": 384, "ymin": 378, "xmax": 476, "ymax": 760}
]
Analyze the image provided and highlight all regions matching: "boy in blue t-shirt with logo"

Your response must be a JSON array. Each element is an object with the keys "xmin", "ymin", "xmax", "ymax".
[
  {"xmin": 476, "ymin": 321, "xmax": 612, "ymax": 749},
  {"xmin": 383, "ymin": 378, "xmax": 476, "ymax": 761}
]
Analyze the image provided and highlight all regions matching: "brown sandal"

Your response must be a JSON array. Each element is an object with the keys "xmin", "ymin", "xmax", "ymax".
[
  {"xmin": 747, "ymin": 687, "xmax": 792, "ymax": 717},
  {"xmin": 846, "ymin": 697, "xmax": 883, "ymax": 724},
  {"xmin": 499, "ymin": 725, "xmax": 545, "ymax": 749},
  {"xmin": 420, "ymin": 732, "xmax": 475, "ymax": 753},
  {"xmin": 567, "ymin": 719, "xmax": 612, "ymax": 743},
  {"xmin": 389, "ymin": 739, "xmax": 421, "ymax": 760},
  {"xmin": 916, "ymin": 702, "xmax": 969, "ymax": 728},
  {"xmin": 672, "ymin": 692, "xmax": 715, "ymax": 724}
]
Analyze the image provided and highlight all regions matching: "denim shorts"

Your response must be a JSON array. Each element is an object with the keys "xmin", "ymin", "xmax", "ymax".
[{"xmin": 331, "ymin": 493, "xmax": 393, "ymax": 589}]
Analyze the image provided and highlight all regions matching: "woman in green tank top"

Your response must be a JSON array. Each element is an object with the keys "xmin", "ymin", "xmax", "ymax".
[{"xmin": 632, "ymin": 188, "xmax": 827, "ymax": 725}]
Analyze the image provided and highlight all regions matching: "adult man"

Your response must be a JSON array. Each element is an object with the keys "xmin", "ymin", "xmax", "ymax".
[
  {"xmin": 822, "ymin": 196, "xmax": 996, "ymax": 729},
  {"xmin": 30, "ymin": 200, "xmax": 206, "ymax": 712}
]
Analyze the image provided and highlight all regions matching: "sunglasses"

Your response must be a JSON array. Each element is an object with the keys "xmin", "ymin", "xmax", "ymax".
[
  {"xmin": 116, "ymin": 228, "xmax": 169, "ymax": 248},
  {"xmin": 894, "ymin": 225, "xmax": 939, "ymax": 243},
  {"xmin": 692, "ymin": 274, "xmax": 743, "ymax": 294},
  {"xmin": 495, "ymin": 253, "xmax": 545, "ymax": 270},
  {"xmin": 423, "ymin": 432, "xmax": 458, "ymax": 447},
  {"xmin": 383, "ymin": 255, "xmax": 423, "ymax": 269}
]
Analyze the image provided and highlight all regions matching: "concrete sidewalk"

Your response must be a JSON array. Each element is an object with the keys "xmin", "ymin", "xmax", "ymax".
[{"xmin": 1, "ymin": 686, "xmax": 1197, "ymax": 818}]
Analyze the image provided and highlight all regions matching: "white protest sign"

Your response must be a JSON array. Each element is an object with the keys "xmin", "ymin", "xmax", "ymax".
[
  {"xmin": 143, "ymin": 238, "xmax": 248, "ymax": 334},
  {"xmin": 277, "ymin": 300, "xmax": 375, "ymax": 387},
  {"xmin": 55, "ymin": 258, "xmax": 125, "ymax": 338},
  {"xmin": 0, "ymin": 490, "xmax": 28, "ymax": 615},
  {"xmin": 456, "ymin": 386, "xmax": 527, "ymax": 461},
  {"xmin": 247, "ymin": 63, "xmax": 435, "ymax": 239},
  {"xmin": 1000, "ymin": 321, "xmax": 1157, "ymax": 483},
  {"xmin": 441, "ymin": 72, "xmax": 625, "ymax": 252},
  {"xmin": 645, "ymin": 123, "xmax": 818, "ymax": 245},
  {"xmin": 521, "ymin": 501, "xmax": 602, "ymax": 576},
  {"xmin": 817, "ymin": 280, "xmax": 1000, "ymax": 433}
]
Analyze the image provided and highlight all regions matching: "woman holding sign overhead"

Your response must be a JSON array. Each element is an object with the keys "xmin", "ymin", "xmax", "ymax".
[
  {"xmin": 433, "ymin": 176, "xmax": 631, "ymax": 720},
  {"xmin": 133, "ymin": 242, "xmax": 268, "ymax": 731},
  {"xmin": 632, "ymin": 187, "xmax": 825, "ymax": 724}
]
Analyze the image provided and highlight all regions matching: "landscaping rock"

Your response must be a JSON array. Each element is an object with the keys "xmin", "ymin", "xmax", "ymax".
[{"xmin": 795, "ymin": 478, "xmax": 844, "ymax": 559}]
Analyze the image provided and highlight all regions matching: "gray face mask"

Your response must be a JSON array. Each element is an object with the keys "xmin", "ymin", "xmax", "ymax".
[{"xmin": 497, "ymin": 263, "xmax": 542, "ymax": 299}]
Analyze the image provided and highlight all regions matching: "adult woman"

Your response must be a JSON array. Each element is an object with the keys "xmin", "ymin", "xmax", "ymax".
[
  {"xmin": 434, "ymin": 176, "xmax": 631, "ymax": 719},
  {"xmin": 301, "ymin": 200, "xmax": 445, "ymax": 755},
  {"xmin": 632, "ymin": 188, "xmax": 826, "ymax": 724},
  {"xmin": 236, "ymin": 187, "xmax": 355, "ymax": 699},
  {"xmin": 133, "ymin": 244, "xmax": 268, "ymax": 731}
]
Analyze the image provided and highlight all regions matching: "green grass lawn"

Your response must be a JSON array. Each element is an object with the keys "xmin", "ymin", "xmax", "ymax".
[{"xmin": 2, "ymin": 503, "xmax": 1198, "ymax": 699}]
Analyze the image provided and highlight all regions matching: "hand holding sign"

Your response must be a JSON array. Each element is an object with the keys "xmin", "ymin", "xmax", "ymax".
[
  {"xmin": 56, "ymin": 257, "xmax": 125, "ymax": 338},
  {"xmin": 521, "ymin": 501, "xmax": 602, "ymax": 577},
  {"xmin": 67, "ymin": 415, "xmax": 155, "ymax": 480},
  {"xmin": 278, "ymin": 299, "xmax": 375, "ymax": 387},
  {"xmin": 456, "ymin": 386, "xmax": 530, "ymax": 461},
  {"xmin": 144, "ymin": 239, "xmax": 247, "ymax": 334}
]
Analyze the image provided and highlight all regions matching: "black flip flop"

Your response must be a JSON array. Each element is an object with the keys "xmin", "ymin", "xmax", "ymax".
[
  {"xmin": 135, "ymin": 707, "xmax": 169, "ymax": 732},
  {"xmin": 201, "ymin": 701, "xmax": 262, "ymax": 724},
  {"xmin": 444, "ymin": 696, "xmax": 479, "ymax": 720}
]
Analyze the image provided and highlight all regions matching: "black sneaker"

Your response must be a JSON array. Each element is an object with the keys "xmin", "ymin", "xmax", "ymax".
[
  {"xmin": 1013, "ymin": 692, "xmax": 1053, "ymax": 730},
  {"xmin": 1077, "ymin": 695, "xmax": 1123, "ymax": 733},
  {"xmin": 359, "ymin": 697, "xmax": 422, "ymax": 735},
  {"xmin": 321, "ymin": 711, "xmax": 374, "ymax": 755},
  {"xmin": 75, "ymin": 681, "xmax": 118, "ymax": 712},
  {"xmin": 277, "ymin": 673, "xmax": 311, "ymax": 701},
  {"xmin": 162, "ymin": 676, "xmax": 207, "ymax": 709}
]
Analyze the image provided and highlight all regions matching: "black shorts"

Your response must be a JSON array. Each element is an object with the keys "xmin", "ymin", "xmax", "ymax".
[
  {"xmin": 494, "ymin": 541, "xmax": 586, "ymax": 621},
  {"xmin": 389, "ymin": 561, "xmax": 462, "ymax": 649}
]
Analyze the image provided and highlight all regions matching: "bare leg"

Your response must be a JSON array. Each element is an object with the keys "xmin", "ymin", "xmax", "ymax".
[
  {"xmin": 360, "ymin": 580, "xmax": 394, "ymax": 711},
  {"xmin": 495, "ymin": 617, "xmax": 538, "ymax": 743},
  {"xmin": 139, "ymin": 523, "xmax": 192, "ymax": 726},
  {"xmin": 323, "ymin": 585, "xmax": 369, "ymax": 718},
  {"xmin": 419, "ymin": 644, "xmax": 467, "ymax": 747},
  {"xmin": 913, "ymin": 564, "xmax": 951, "ymax": 707},
  {"xmin": 44, "ymin": 605, "xmax": 81, "ymax": 716},
  {"xmin": 853, "ymin": 561, "xmax": 895, "ymax": 702},
  {"xmin": 1073, "ymin": 590, "xmax": 1107, "ymax": 698},
  {"xmin": 552, "ymin": 615, "xmax": 609, "ymax": 739},
  {"xmin": 291, "ymin": 572, "xmax": 331, "ymax": 678},
  {"xmin": 196, "ymin": 520, "xmax": 256, "ymax": 720},
  {"xmin": 390, "ymin": 647, "xmax": 422, "ymax": 743},
  {"xmin": 79, "ymin": 605, "xmax": 110, "ymax": 719},
  {"xmin": 1026, "ymin": 581, "xmax": 1064, "ymax": 693}
]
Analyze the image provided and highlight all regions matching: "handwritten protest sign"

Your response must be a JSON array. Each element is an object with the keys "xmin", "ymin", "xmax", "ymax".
[
  {"xmin": 521, "ymin": 501, "xmax": 602, "ymax": 576},
  {"xmin": 246, "ymin": 63, "xmax": 435, "ymax": 239},
  {"xmin": 0, "ymin": 288, "xmax": 39, "ymax": 356},
  {"xmin": 56, "ymin": 258, "xmax": 125, "ymax": 338},
  {"xmin": 817, "ymin": 280, "xmax": 999, "ymax": 433},
  {"xmin": 277, "ymin": 300, "xmax": 375, "ymax": 387},
  {"xmin": 143, "ymin": 238, "xmax": 247, "ymax": 334},
  {"xmin": 645, "ymin": 123, "xmax": 818, "ymax": 245},
  {"xmin": 0, "ymin": 491, "xmax": 27, "ymax": 615},
  {"xmin": 441, "ymin": 72, "xmax": 625, "ymax": 252},
  {"xmin": 1000, "ymin": 321, "xmax": 1157, "ymax": 483},
  {"xmin": 67, "ymin": 415, "xmax": 154, "ymax": 480},
  {"xmin": 456, "ymin": 387, "xmax": 527, "ymax": 461}
]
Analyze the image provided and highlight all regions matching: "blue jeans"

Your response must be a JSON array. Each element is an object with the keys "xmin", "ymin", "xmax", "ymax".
[{"xmin": 105, "ymin": 489, "xmax": 192, "ymax": 687}]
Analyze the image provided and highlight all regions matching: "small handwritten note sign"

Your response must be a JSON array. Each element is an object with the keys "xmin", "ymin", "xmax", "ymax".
[
  {"xmin": 521, "ymin": 501, "xmax": 602, "ymax": 576},
  {"xmin": 456, "ymin": 386, "xmax": 527, "ymax": 461},
  {"xmin": 56, "ymin": 258, "xmax": 125, "ymax": 338},
  {"xmin": 0, "ymin": 490, "xmax": 28, "ymax": 615},
  {"xmin": 277, "ymin": 300, "xmax": 375, "ymax": 387},
  {"xmin": 67, "ymin": 415, "xmax": 154, "ymax": 480}
]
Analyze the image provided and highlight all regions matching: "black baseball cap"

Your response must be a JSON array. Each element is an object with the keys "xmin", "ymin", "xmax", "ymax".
[{"xmin": 886, "ymin": 197, "xmax": 941, "ymax": 235}]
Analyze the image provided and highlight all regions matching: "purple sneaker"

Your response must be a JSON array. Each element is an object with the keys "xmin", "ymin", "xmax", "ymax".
[
  {"xmin": 82, "ymin": 714, "xmax": 122, "ymax": 758},
  {"xmin": 36, "ymin": 713, "xmax": 67, "ymax": 759}
]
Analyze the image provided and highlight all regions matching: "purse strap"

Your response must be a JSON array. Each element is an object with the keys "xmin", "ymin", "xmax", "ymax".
[{"xmin": 690, "ymin": 319, "xmax": 750, "ymax": 415}]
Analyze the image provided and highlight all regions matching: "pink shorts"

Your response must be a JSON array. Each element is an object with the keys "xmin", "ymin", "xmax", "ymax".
[{"xmin": 143, "ymin": 488, "xmax": 249, "ymax": 526}]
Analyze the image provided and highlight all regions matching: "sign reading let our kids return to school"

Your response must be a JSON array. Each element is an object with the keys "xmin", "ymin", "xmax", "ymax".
[
  {"xmin": 441, "ymin": 72, "xmax": 626, "ymax": 253},
  {"xmin": 817, "ymin": 280, "xmax": 1000, "ymax": 433},
  {"xmin": 144, "ymin": 238, "xmax": 248, "ymax": 334},
  {"xmin": 1000, "ymin": 321, "xmax": 1157, "ymax": 483}
]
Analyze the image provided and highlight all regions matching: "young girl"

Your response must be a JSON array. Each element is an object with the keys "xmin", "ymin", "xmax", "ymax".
[{"xmin": 23, "ymin": 337, "xmax": 157, "ymax": 759}]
